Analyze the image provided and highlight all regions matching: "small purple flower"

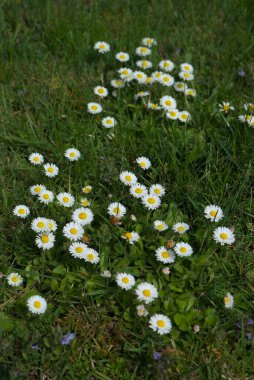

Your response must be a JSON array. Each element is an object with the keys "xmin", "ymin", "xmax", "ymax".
[
  {"xmin": 238, "ymin": 70, "xmax": 246, "ymax": 77},
  {"xmin": 246, "ymin": 332, "xmax": 252, "ymax": 341},
  {"xmin": 31, "ymin": 343, "xmax": 39, "ymax": 350},
  {"xmin": 247, "ymin": 319, "xmax": 253, "ymax": 326},
  {"xmin": 61, "ymin": 332, "xmax": 75, "ymax": 345},
  {"xmin": 153, "ymin": 351, "xmax": 161, "ymax": 360}
]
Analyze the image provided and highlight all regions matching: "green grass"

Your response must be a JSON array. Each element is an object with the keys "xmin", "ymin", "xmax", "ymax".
[{"xmin": 1, "ymin": 0, "xmax": 254, "ymax": 379}]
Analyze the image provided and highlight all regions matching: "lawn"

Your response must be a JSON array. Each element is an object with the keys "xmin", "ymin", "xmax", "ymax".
[{"xmin": 1, "ymin": 0, "xmax": 254, "ymax": 379}]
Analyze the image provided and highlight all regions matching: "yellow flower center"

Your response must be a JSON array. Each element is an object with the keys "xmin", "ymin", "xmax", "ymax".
[
  {"xmin": 34, "ymin": 186, "xmax": 41, "ymax": 193},
  {"xmin": 98, "ymin": 88, "xmax": 104, "ymax": 94},
  {"xmin": 113, "ymin": 207, "xmax": 120, "ymax": 214},
  {"xmin": 70, "ymin": 152, "xmax": 76, "ymax": 157},
  {"xmin": 70, "ymin": 228, "xmax": 77, "ymax": 235},
  {"xmin": 180, "ymin": 247, "xmax": 187, "ymax": 253},
  {"xmin": 135, "ymin": 188, "xmax": 143, "ymax": 194},
  {"xmin": 99, "ymin": 44, "xmax": 105, "ymax": 49},
  {"xmin": 178, "ymin": 226, "xmax": 185, "ymax": 231},
  {"xmin": 122, "ymin": 69, "xmax": 128, "ymax": 75},
  {"xmin": 106, "ymin": 119, "xmax": 112, "ymax": 124},
  {"xmin": 224, "ymin": 296, "xmax": 230, "ymax": 304},
  {"xmin": 33, "ymin": 157, "xmax": 40, "ymax": 162},
  {"xmin": 63, "ymin": 197, "xmax": 70, "ymax": 203},
  {"xmin": 184, "ymin": 73, "xmax": 190, "ymax": 78},
  {"xmin": 140, "ymin": 162, "xmax": 146, "ymax": 167},
  {"xmin": 37, "ymin": 221, "xmax": 45, "ymax": 228},
  {"xmin": 18, "ymin": 209, "xmax": 25, "ymax": 214},
  {"xmin": 120, "ymin": 54, "xmax": 126, "ymax": 59},
  {"xmin": 154, "ymin": 189, "xmax": 160, "ymax": 194},
  {"xmin": 223, "ymin": 104, "xmax": 230, "ymax": 111},
  {"xmin": 115, "ymin": 80, "xmax": 122, "ymax": 85},
  {"xmin": 162, "ymin": 251, "xmax": 170, "ymax": 258},
  {"xmin": 125, "ymin": 175, "xmax": 132, "ymax": 181},
  {"xmin": 41, "ymin": 235, "xmax": 49, "ymax": 243},
  {"xmin": 91, "ymin": 105, "xmax": 98, "ymax": 110},
  {"xmin": 157, "ymin": 224, "xmax": 164, "ymax": 230},
  {"xmin": 75, "ymin": 247, "xmax": 83, "ymax": 253},
  {"xmin": 124, "ymin": 232, "xmax": 133, "ymax": 240},
  {"xmin": 220, "ymin": 233, "xmax": 228, "ymax": 240},
  {"xmin": 122, "ymin": 277, "xmax": 129, "ymax": 283},
  {"xmin": 47, "ymin": 167, "xmax": 54, "ymax": 173},
  {"xmin": 147, "ymin": 38, "xmax": 152, "ymax": 44},
  {"xmin": 164, "ymin": 62, "xmax": 170, "ymax": 67},
  {"xmin": 184, "ymin": 65, "xmax": 190, "ymax": 70},
  {"xmin": 81, "ymin": 199, "xmax": 89, "ymax": 206},
  {"xmin": 249, "ymin": 104, "xmax": 254, "ymax": 110},
  {"xmin": 181, "ymin": 114, "xmax": 187, "ymax": 120},
  {"xmin": 177, "ymin": 83, "xmax": 183, "ymax": 88},
  {"xmin": 165, "ymin": 100, "xmax": 172, "ymax": 106},
  {"xmin": 163, "ymin": 77, "xmax": 169, "ymax": 82},
  {"xmin": 43, "ymin": 194, "xmax": 49, "ymax": 199},
  {"xmin": 143, "ymin": 289, "xmax": 151, "ymax": 297},
  {"xmin": 148, "ymin": 197, "xmax": 155, "ymax": 204},
  {"xmin": 11, "ymin": 276, "xmax": 19, "ymax": 282},
  {"xmin": 34, "ymin": 301, "xmax": 41, "ymax": 309},
  {"xmin": 155, "ymin": 73, "xmax": 161, "ymax": 78},
  {"xmin": 142, "ymin": 61, "xmax": 148, "ymax": 67},
  {"xmin": 157, "ymin": 320, "xmax": 165, "ymax": 328},
  {"xmin": 210, "ymin": 210, "xmax": 217, "ymax": 217},
  {"xmin": 87, "ymin": 253, "xmax": 94, "ymax": 261},
  {"xmin": 141, "ymin": 47, "xmax": 147, "ymax": 53},
  {"xmin": 170, "ymin": 111, "xmax": 177, "ymax": 117},
  {"xmin": 79, "ymin": 212, "xmax": 87, "ymax": 220}
]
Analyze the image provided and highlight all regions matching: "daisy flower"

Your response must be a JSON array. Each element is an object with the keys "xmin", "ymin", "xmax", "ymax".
[
  {"xmin": 204, "ymin": 205, "xmax": 224, "ymax": 222},
  {"xmin": 111, "ymin": 79, "xmax": 124, "ymax": 88},
  {"xmin": 142, "ymin": 37, "xmax": 157, "ymax": 47},
  {"xmin": 38, "ymin": 190, "xmax": 54, "ymax": 204},
  {"xmin": 185, "ymin": 88, "xmax": 197, "ymax": 97},
  {"xmin": 13, "ymin": 205, "xmax": 30, "ymax": 218},
  {"xmin": 27, "ymin": 295, "xmax": 47, "ymax": 315},
  {"xmin": 116, "ymin": 273, "xmax": 135, "ymax": 290},
  {"xmin": 151, "ymin": 71, "xmax": 164, "ymax": 82},
  {"xmin": 94, "ymin": 86, "xmax": 108, "ymax": 98},
  {"xmin": 7, "ymin": 273, "xmax": 23, "ymax": 287},
  {"xmin": 121, "ymin": 231, "xmax": 140, "ymax": 245},
  {"xmin": 28, "ymin": 153, "xmax": 44, "ymax": 165},
  {"xmin": 87, "ymin": 102, "xmax": 102, "ymax": 114},
  {"xmin": 118, "ymin": 67, "xmax": 133, "ymax": 79},
  {"xmin": 135, "ymin": 282, "xmax": 158, "ymax": 304},
  {"xmin": 94, "ymin": 41, "xmax": 110, "ymax": 53},
  {"xmin": 159, "ymin": 73, "xmax": 174, "ymax": 86},
  {"xmin": 180, "ymin": 63, "xmax": 194, "ymax": 73},
  {"xmin": 179, "ymin": 71, "xmax": 194, "ymax": 81},
  {"xmin": 154, "ymin": 220, "xmax": 168, "ymax": 232},
  {"xmin": 64, "ymin": 148, "xmax": 81, "ymax": 161},
  {"xmin": 213, "ymin": 227, "xmax": 235, "ymax": 245},
  {"xmin": 142, "ymin": 194, "xmax": 161, "ymax": 210},
  {"xmin": 173, "ymin": 222, "xmax": 189, "ymax": 234},
  {"xmin": 119, "ymin": 171, "xmax": 137, "ymax": 186},
  {"xmin": 178, "ymin": 111, "xmax": 191, "ymax": 122},
  {"xmin": 80, "ymin": 198, "xmax": 90, "ymax": 207},
  {"xmin": 136, "ymin": 46, "xmax": 151, "ymax": 56},
  {"xmin": 244, "ymin": 103, "xmax": 254, "ymax": 111},
  {"xmin": 133, "ymin": 71, "xmax": 147, "ymax": 84},
  {"xmin": 116, "ymin": 52, "xmax": 130, "ymax": 62},
  {"xmin": 247, "ymin": 117, "xmax": 254, "ymax": 128},
  {"xmin": 155, "ymin": 247, "xmax": 175, "ymax": 264},
  {"xmin": 224, "ymin": 292, "xmax": 234, "ymax": 309},
  {"xmin": 82, "ymin": 186, "xmax": 92, "ymax": 194},
  {"xmin": 102, "ymin": 116, "xmax": 117, "ymax": 128},
  {"xmin": 130, "ymin": 183, "xmax": 148, "ymax": 199},
  {"xmin": 174, "ymin": 81, "xmax": 187, "ymax": 92},
  {"xmin": 136, "ymin": 156, "xmax": 151, "ymax": 170},
  {"xmin": 218, "ymin": 101, "xmax": 234, "ymax": 113},
  {"xmin": 159, "ymin": 95, "xmax": 177, "ymax": 111},
  {"xmin": 57, "ymin": 192, "xmax": 75, "ymax": 208},
  {"xmin": 63, "ymin": 222, "xmax": 84, "ymax": 241},
  {"xmin": 147, "ymin": 102, "xmax": 161, "ymax": 110},
  {"xmin": 145, "ymin": 76, "xmax": 154, "ymax": 85},
  {"xmin": 43, "ymin": 163, "xmax": 59, "ymax": 178},
  {"xmin": 150, "ymin": 184, "xmax": 165, "ymax": 197},
  {"xmin": 48, "ymin": 219, "xmax": 57, "ymax": 232},
  {"xmin": 238, "ymin": 115, "xmax": 247, "ymax": 123},
  {"xmin": 35, "ymin": 233, "xmax": 55, "ymax": 250},
  {"xmin": 174, "ymin": 242, "xmax": 193, "ymax": 257},
  {"xmin": 83, "ymin": 247, "xmax": 100, "ymax": 264},
  {"xmin": 69, "ymin": 242, "xmax": 87, "ymax": 259},
  {"xmin": 159, "ymin": 60, "xmax": 174, "ymax": 72},
  {"xmin": 30, "ymin": 184, "xmax": 46, "ymax": 196},
  {"xmin": 107, "ymin": 202, "xmax": 126, "ymax": 218},
  {"xmin": 136, "ymin": 304, "xmax": 149, "ymax": 317},
  {"xmin": 149, "ymin": 314, "xmax": 172, "ymax": 335},
  {"xmin": 72, "ymin": 207, "xmax": 94, "ymax": 226},
  {"xmin": 166, "ymin": 109, "xmax": 179, "ymax": 120},
  {"xmin": 134, "ymin": 91, "xmax": 150, "ymax": 100},
  {"xmin": 136, "ymin": 60, "xmax": 153, "ymax": 69},
  {"xmin": 31, "ymin": 217, "xmax": 49, "ymax": 233}
]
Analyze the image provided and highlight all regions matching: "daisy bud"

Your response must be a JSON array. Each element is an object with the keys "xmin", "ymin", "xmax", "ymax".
[
  {"xmin": 136, "ymin": 304, "xmax": 148, "ymax": 317},
  {"xmin": 162, "ymin": 267, "xmax": 171, "ymax": 275},
  {"xmin": 193, "ymin": 325, "xmax": 200, "ymax": 333},
  {"xmin": 165, "ymin": 240, "xmax": 175, "ymax": 249},
  {"xmin": 130, "ymin": 214, "xmax": 137, "ymax": 221}
]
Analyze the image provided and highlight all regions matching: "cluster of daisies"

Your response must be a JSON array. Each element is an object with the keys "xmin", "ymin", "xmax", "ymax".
[
  {"xmin": 89, "ymin": 37, "xmax": 196, "ymax": 127},
  {"xmin": 219, "ymin": 101, "xmax": 254, "ymax": 128}
]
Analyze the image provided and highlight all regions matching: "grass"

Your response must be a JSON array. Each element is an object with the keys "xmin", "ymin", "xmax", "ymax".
[{"xmin": 1, "ymin": 0, "xmax": 254, "ymax": 379}]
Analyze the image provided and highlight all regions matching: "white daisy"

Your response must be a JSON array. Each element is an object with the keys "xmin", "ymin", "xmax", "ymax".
[
  {"xmin": 149, "ymin": 314, "xmax": 172, "ymax": 335},
  {"xmin": 142, "ymin": 194, "xmax": 161, "ymax": 210},
  {"xmin": 174, "ymin": 81, "xmax": 187, "ymax": 92},
  {"xmin": 82, "ymin": 185, "xmax": 92, "ymax": 194},
  {"xmin": 159, "ymin": 96, "xmax": 177, "ymax": 111},
  {"xmin": 28, "ymin": 153, "xmax": 44, "ymax": 165},
  {"xmin": 185, "ymin": 88, "xmax": 197, "ymax": 97},
  {"xmin": 159, "ymin": 73, "xmax": 174, "ymax": 86},
  {"xmin": 80, "ymin": 198, "xmax": 90, "ymax": 207},
  {"xmin": 48, "ymin": 219, "xmax": 57, "ymax": 232},
  {"xmin": 174, "ymin": 242, "xmax": 193, "ymax": 257},
  {"xmin": 136, "ymin": 60, "xmax": 153, "ymax": 69},
  {"xmin": 64, "ymin": 148, "xmax": 81, "ymax": 161},
  {"xmin": 247, "ymin": 117, "xmax": 254, "ymax": 128},
  {"xmin": 147, "ymin": 102, "xmax": 161, "ymax": 110},
  {"xmin": 154, "ymin": 220, "xmax": 168, "ymax": 232},
  {"xmin": 224, "ymin": 292, "xmax": 234, "ymax": 309},
  {"xmin": 204, "ymin": 205, "xmax": 224, "ymax": 222},
  {"xmin": 116, "ymin": 273, "xmax": 135, "ymax": 290},
  {"xmin": 150, "ymin": 184, "xmax": 165, "ymax": 197},
  {"xmin": 135, "ymin": 282, "xmax": 158, "ymax": 304},
  {"xmin": 43, "ymin": 163, "xmax": 59, "ymax": 178},
  {"xmin": 142, "ymin": 37, "xmax": 157, "ymax": 47},
  {"xmin": 63, "ymin": 222, "xmax": 84, "ymax": 241},
  {"xmin": 102, "ymin": 116, "xmax": 117, "ymax": 128},
  {"xmin": 133, "ymin": 71, "xmax": 147, "ymax": 84},
  {"xmin": 159, "ymin": 59, "xmax": 175, "ymax": 72},
  {"xmin": 244, "ymin": 103, "xmax": 254, "ymax": 111},
  {"xmin": 107, "ymin": 202, "xmax": 126, "ymax": 218},
  {"xmin": 118, "ymin": 67, "xmax": 133, "ymax": 79},
  {"xmin": 72, "ymin": 207, "xmax": 94, "ymax": 226},
  {"xmin": 87, "ymin": 102, "xmax": 102, "ymax": 114},
  {"xmin": 155, "ymin": 247, "xmax": 175, "ymax": 264},
  {"xmin": 7, "ymin": 273, "xmax": 23, "ymax": 287},
  {"xmin": 130, "ymin": 183, "xmax": 148, "ymax": 199},
  {"xmin": 30, "ymin": 184, "xmax": 46, "ymax": 195},
  {"xmin": 111, "ymin": 79, "xmax": 124, "ymax": 88},
  {"xmin": 13, "ymin": 205, "xmax": 30, "ymax": 219},
  {"xmin": 94, "ymin": 41, "xmax": 110, "ymax": 53},
  {"xmin": 119, "ymin": 171, "xmax": 137, "ymax": 186},
  {"xmin": 180, "ymin": 63, "xmax": 194, "ymax": 73},
  {"xmin": 136, "ymin": 156, "xmax": 151, "ymax": 170},
  {"xmin": 69, "ymin": 242, "xmax": 87, "ymax": 259},
  {"xmin": 178, "ymin": 111, "xmax": 191, "ymax": 122},
  {"xmin": 151, "ymin": 71, "xmax": 164, "ymax": 82},
  {"xmin": 38, "ymin": 190, "xmax": 54, "ymax": 204},
  {"xmin": 145, "ymin": 76, "xmax": 154, "ymax": 85},
  {"xmin": 213, "ymin": 227, "xmax": 235, "ymax": 246},
  {"xmin": 218, "ymin": 101, "xmax": 235, "ymax": 113},
  {"xmin": 57, "ymin": 192, "xmax": 75, "ymax": 208},
  {"xmin": 83, "ymin": 247, "xmax": 100, "ymax": 264},
  {"xmin": 173, "ymin": 222, "xmax": 189, "ymax": 234},
  {"xmin": 27, "ymin": 295, "xmax": 47, "ymax": 315},
  {"xmin": 134, "ymin": 91, "xmax": 150, "ymax": 100},
  {"xmin": 238, "ymin": 115, "xmax": 247, "ymax": 123},
  {"xmin": 166, "ymin": 109, "xmax": 179, "ymax": 120},
  {"xmin": 179, "ymin": 71, "xmax": 194, "ymax": 81},
  {"xmin": 94, "ymin": 86, "xmax": 108, "ymax": 98},
  {"xmin": 35, "ymin": 233, "xmax": 55, "ymax": 250},
  {"xmin": 135, "ymin": 46, "xmax": 151, "ymax": 56},
  {"xmin": 116, "ymin": 52, "xmax": 130, "ymax": 62},
  {"xmin": 121, "ymin": 231, "xmax": 140, "ymax": 245},
  {"xmin": 31, "ymin": 217, "xmax": 49, "ymax": 233}
]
